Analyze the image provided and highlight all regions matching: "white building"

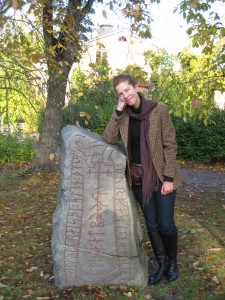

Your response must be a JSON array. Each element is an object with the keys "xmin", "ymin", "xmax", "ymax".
[
  {"xmin": 213, "ymin": 89, "xmax": 225, "ymax": 110},
  {"xmin": 78, "ymin": 25, "xmax": 155, "ymax": 73}
]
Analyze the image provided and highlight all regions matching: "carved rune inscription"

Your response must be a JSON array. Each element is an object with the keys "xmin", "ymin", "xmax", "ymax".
[{"xmin": 64, "ymin": 136, "xmax": 132, "ymax": 286}]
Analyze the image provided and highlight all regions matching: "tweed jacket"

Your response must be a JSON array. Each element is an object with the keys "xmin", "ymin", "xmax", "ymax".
[{"xmin": 103, "ymin": 103, "xmax": 181, "ymax": 190}]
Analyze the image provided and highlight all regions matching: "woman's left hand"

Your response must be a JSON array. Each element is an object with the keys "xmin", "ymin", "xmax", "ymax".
[{"xmin": 161, "ymin": 181, "xmax": 174, "ymax": 195}]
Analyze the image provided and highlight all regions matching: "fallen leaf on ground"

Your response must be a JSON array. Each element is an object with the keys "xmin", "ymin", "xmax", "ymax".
[
  {"xmin": 123, "ymin": 291, "xmax": 133, "ymax": 298},
  {"xmin": 26, "ymin": 269, "xmax": 33, "ymax": 273},
  {"xmin": 49, "ymin": 153, "xmax": 54, "ymax": 160},
  {"xmin": 145, "ymin": 294, "xmax": 152, "ymax": 299},
  {"xmin": 212, "ymin": 275, "xmax": 220, "ymax": 284},
  {"xmin": 204, "ymin": 255, "xmax": 213, "ymax": 261},
  {"xmin": 0, "ymin": 283, "xmax": 9, "ymax": 288},
  {"xmin": 43, "ymin": 273, "xmax": 51, "ymax": 280},
  {"xmin": 209, "ymin": 248, "xmax": 222, "ymax": 253},
  {"xmin": 96, "ymin": 291, "xmax": 105, "ymax": 299},
  {"xmin": 119, "ymin": 284, "xmax": 127, "ymax": 291}
]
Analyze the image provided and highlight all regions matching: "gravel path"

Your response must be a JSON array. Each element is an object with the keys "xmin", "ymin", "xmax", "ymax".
[{"xmin": 180, "ymin": 167, "xmax": 225, "ymax": 194}]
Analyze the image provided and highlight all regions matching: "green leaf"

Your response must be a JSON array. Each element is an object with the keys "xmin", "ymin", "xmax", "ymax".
[{"xmin": 220, "ymin": 27, "xmax": 225, "ymax": 38}]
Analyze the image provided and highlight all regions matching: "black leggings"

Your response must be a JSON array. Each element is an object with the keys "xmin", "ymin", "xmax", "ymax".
[{"xmin": 132, "ymin": 184, "xmax": 177, "ymax": 236}]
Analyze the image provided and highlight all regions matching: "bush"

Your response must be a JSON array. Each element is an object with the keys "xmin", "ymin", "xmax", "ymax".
[
  {"xmin": 63, "ymin": 59, "xmax": 117, "ymax": 135},
  {"xmin": 173, "ymin": 109, "xmax": 225, "ymax": 164},
  {"xmin": 0, "ymin": 132, "xmax": 35, "ymax": 164},
  {"xmin": 66, "ymin": 59, "xmax": 224, "ymax": 165},
  {"xmin": 63, "ymin": 94, "xmax": 116, "ymax": 135}
]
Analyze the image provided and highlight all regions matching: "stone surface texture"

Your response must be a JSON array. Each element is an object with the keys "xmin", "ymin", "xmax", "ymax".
[{"xmin": 52, "ymin": 125, "xmax": 148, "ymax": 288}]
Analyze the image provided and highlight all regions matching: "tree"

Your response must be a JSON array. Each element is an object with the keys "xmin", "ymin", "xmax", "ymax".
[
  {"xmin": 33, "ymin": 0, "xmax": 96, "ymax": 170},
  {"xmin": 177, "ymin": 0, "xmax": 225, "ymax": 59},
  {"xmin": 0, "ymin": 19, "xmax": 45, "ymax": 132},
  {"xmin": 1, "ymin": 0, "xmax": 224, "ymax": 170},
  {"xmin": 144, "ymin": 48, "xmax": 183, "ymax": 113},
  {"xmin": 0, "ymin": 0, "xmax": 12, "ymax": 15},
  {"xmin": 67, "ymin": 56, "xmax": 115, "ymax": 134},
  {"xmin": 145, "ymin": 45, "xmax": 225, "ymax": 123},
  {"xmin": 0, "ymin": 61, "xmax": 41, "ymax": 130},
  {"xmin": 0, "ymin": 0, "xmax": 155, "ymax": 170},
  {"xmin": 27, "ymin": 0, "xmax": 154, "ymax": 170}
]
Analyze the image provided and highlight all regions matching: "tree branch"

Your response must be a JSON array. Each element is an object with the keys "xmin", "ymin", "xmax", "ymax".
[
  {"xmin": 0, "ymin": 86, "xmax": 38, "ymax": 112},
  {"xmin": 42, "ymin": 0, "xmax": 55, "ymax": 56},
  {"xmin": 0, "ymin": 0, "xmax": 11, "ymax": 15},
  {"xmin": 55, "ymin": 0, "xmax": 95, "ymax": 64}
]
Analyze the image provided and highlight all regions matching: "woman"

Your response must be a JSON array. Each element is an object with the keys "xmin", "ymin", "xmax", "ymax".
[{"xmin": 103, "ymin": 74, "xmax": 181, "ymax": 284}]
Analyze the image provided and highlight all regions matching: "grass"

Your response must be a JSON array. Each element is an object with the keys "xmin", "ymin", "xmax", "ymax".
[{"xmin": 0, "ymin": 167, "xmax": 225, "ymax": 300}]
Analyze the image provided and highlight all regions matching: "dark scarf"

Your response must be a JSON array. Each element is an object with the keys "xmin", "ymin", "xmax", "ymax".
[{"xmin": 126, "ymin": 96, "xmax": 158, "ymax": 205}]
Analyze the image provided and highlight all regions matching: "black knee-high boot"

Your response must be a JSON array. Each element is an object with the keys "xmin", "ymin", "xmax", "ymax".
[
  {"xmin": 161, "ymin": 232, "xmax": 179, "ymax": 282},
  {"xmin": 148, "ymin": 231, "xmax": 167, "ymax": 285}
]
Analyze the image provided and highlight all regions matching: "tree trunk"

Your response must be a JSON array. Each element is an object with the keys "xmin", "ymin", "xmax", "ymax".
[
  {"xmin": 37, "ymin": 0, "xmax": 96, "ymax": 170},
  {"xmin": 36, "ymin": 70, "xmax": 69, "ymax": 170}
]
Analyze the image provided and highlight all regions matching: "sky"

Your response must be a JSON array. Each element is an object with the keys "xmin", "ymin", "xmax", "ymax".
[
  {"xmin": 148, "ymin": 1, "xmax": 191, "ymax": 54},
  {"xmin": 91, "ymin": 0, "xmax": 191, "ymax": 55}
]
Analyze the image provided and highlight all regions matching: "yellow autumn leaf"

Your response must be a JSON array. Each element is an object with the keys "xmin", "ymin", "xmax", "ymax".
[
  {"xmin": 209, "ymin": 248, "xmax": 222, "ymax": 253},
  {"xmin": 57, "ymin": 43, "xmax": 67, "ymax": 50},
  {"xmin": 78, "ymin": 92, "xmax": 83, "ymax": 97},
  {"xmin": 49, "ymin": 153, "xmax": 55, "ymax": 160},
  {"xmin": 48, "ymin": 46, "xmax": 56, "ymax": 56},
  {"xmin": 31, "ymin": 54, "xmax": 40, "ymax": 63},
  {"xmin": 123, "ymin": 291, "xmax": 132, "ymax": 298},
  {"xmin": 85, "ymin": 113, "xmax": 91, "ymax": 120},
  {"xmin": 80, "ymin": 112, "xmax": 91, "ymax": 120},
  {"xmin": 204, "ymin": 255, "xmax": 213, "ymax": 261}
]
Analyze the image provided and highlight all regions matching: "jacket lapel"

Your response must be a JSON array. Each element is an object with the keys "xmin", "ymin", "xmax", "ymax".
[
  {"xmin": 120, "ymin": 112, "xmax": 129, "ymax": 150},
  {"xmin": 148, "ymin": 106, "xmax": 158, "ymax": 155}
]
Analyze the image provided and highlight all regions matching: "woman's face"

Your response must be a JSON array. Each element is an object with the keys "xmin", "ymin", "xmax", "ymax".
[{"xmin": 115, "ymin": 80, "xmax": 140, "ymax": 109}]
